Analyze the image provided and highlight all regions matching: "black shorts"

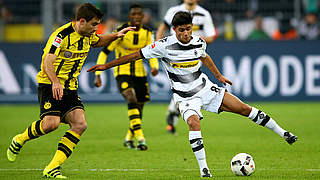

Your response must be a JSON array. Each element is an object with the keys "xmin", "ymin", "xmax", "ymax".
[
  {"xmin": 116, "ymin": 75, "xmax": 150, "ymax": 103},
  {"xmin": 38, "ymin": 83, "xmax": 84, "ymax": 123}
]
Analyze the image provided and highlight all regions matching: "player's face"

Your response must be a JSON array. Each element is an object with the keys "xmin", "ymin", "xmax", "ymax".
[
  {"xmin": 173, "ymin": 24, "xmax": 193, "ymax": 44},
  {"xmin": 184, "ymin": 0, "xmax": 197, "ymax": 6},
  {"xmin": 128, "ymin": 8, "xmax": 144, "ymax": 29},
  {"xmin": 79, "ymin": 17, "xmax": 100, "ymax": 36}
]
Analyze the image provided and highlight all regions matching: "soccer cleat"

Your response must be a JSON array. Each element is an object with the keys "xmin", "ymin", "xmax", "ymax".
[
  {"xmin": 201, "ymin": 168, "xmax": 213, "ymax": 178},
  {"xmin": 137, "ymin": 140, "xmax": 148, "ymax": 151},
  {"xmin": 284, "ymin": 132, "xmax": 298, "ymax": 145},
  {"xmin": 7, "ymin": 135, "xmax": 23, "ymax": 162},
  {"xmin": 123, "ymin": 140, "xmax": 136, "ymax": 149},
  {"xmin": 43, "ymin": 166, "xmax": 66, "ymax": 179},
  {"xmin": 166, "ymin": 125, "xmax": 176, "ymax": 134}
]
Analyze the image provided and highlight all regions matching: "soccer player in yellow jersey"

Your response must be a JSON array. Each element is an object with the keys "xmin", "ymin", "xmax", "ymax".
[
  {"xmin": 94, "ymin": 4, "xmax": 159, "ymax": 151},
  {"xmin": 6, "ymin": 3, "xmax": 134, "ymax": 178}
]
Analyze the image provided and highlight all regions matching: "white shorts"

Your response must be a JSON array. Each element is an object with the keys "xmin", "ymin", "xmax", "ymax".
[{"xmin": 173, "ymin": 79, "xmax": 225, "ymax": 122}]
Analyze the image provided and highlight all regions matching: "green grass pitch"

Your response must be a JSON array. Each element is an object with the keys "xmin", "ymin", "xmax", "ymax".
[{"xmin": 0, "ymin": 102, "xmax": 319, "ymax": 180}]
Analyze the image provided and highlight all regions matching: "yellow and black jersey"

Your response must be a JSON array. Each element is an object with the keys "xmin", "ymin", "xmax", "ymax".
[
  {"xmin": 95, "ymin": 23, "xmax": 158, "ymax": 77},
  {"xmin": 37, "ymin": 22, "xmax": 100, "ymax": 90}
]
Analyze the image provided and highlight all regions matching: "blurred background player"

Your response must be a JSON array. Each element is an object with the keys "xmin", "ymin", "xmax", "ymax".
[
  {"xmin": 156, "ymin": 0, "xmax": 216, "ymax": 134},
  {"xmin": 94, "ymin": 4, "xmax": 159, "ymax": 150},
  {"xmin": 6, "ymin": 3, "xmax": 133, "ymax": 178}
]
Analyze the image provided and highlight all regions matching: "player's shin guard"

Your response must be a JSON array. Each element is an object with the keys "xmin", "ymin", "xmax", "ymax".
[
  {"xmin": 248, "ymin": 107, "xmax": 286, "ymax": 137},
  {"xmin": 46, "ymin": 130, "xmax": 80, "ymax": 170},
  {"xmin": 17, "ymin": 120, "xmax": 46, "ymax": 145},
  {"xmin": 128, "ymin": 103, "xmax": 144, "ymax": 141},
  {"xmin": 189, "ymin": 131, "xmax": 209, "ymax": 172}
]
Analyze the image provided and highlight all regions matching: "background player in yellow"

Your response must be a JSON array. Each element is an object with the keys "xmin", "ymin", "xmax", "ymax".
[
  {"xmin": 94, "ymin": 4, "xmax": 159, "ymax": 151},
  {"xmin": 6, "ymin": 3, "xmax": 134, "ymax": 178}
]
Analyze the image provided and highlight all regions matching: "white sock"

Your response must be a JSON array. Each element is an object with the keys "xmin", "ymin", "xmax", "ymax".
[
  {"xmin": 189, "ymin": 131, "xmax": 208, "ymax": 172},
  {"xmin": 248, "ymin": 107, "xmax": 286, "ymax": 137}
]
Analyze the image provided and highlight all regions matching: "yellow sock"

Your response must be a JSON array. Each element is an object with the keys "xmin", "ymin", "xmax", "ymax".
[
  {"xmin": 128, "ymin": 103, "xmax": 145, "ymax": 141},
  {"xmin": 16, "ymin": 120, "xmax": 45, "ymax": 145},
  {"xmin": 46, "ymin": 130, "xmax": 80, "ymax": 170},
  {"xmin": 125, "ymin": 129, "xmax": 134, "ymax": 141}
]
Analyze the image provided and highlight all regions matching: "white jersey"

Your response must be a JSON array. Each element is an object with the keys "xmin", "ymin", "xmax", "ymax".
[
  {"xmin": 163, "ymin": 4, "xmax": 216, "ymax": 38},
  {"xmin": 141, "ymin": 34, "xmax": 209, "ymax": 98}
]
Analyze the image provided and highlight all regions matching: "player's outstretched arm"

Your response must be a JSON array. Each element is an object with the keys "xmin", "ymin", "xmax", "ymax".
[
  {"xmin": 87, "ymin": 51, "xmax": 142, "ymax": 72},
  {"xmin": 92, "ymin": 26, "xmax": 135, "ymax": 47},
  {"xmin": 200, "ymin": 55, "xmax": 232, "ymax": 86}
]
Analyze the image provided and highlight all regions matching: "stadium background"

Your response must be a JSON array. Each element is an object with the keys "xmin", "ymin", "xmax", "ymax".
[
  {"xmin": 0, "ymin": 1, "xmax": 320, "ymax": 179},
  {"xmin": 0, "ymin": 0, "xmax": 319, "ymax": 103}
]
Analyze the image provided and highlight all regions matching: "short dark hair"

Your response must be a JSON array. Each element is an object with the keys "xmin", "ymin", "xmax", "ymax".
[
  {"xmin": 129, "ymin": 3, "xmax": 142, "ymax": 10},
  {"xmin": 171, "ymin": 11, "xmax": 193, "ymax": 27},
  {"xmin": 75, "ymin": 3, "xmax": 103, "ymax": 21}
]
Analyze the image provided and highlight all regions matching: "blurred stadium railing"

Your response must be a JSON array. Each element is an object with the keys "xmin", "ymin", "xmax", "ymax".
[{"xmin": 0, "ymin": 0, "xmax": 318, "ymax": 42}]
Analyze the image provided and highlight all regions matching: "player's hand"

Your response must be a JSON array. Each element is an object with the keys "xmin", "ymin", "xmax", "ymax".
[
  {"xmin": 116, "ymin": 26, "xmax": 136, "ymax": 38},
  {"xmin": 217, "ymin": 75, "xmax": 232, "ymax": 86},
  {"xmin": 52, "ymin": 82, "xmax": 63, "ymax": 100},
  {"xmin": 94, "ymin": 75, "xmax": 102, "ymax": 87},
  {"xmin": 87, "ymin": 64, "xmax": 107, "ymax": 72},
  {"xmin": 150, "ymin": 68, "xmax": 159, "ymax": 76}
]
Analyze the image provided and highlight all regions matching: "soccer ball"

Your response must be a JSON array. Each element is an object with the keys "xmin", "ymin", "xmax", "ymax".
[{"xmin": 230, "ymin": 153, "xmax": 255, "ymax": 176}]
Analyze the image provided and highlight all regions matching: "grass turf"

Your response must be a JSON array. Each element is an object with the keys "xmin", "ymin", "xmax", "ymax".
[{"xmin": 0, "ymin": 102, "xmax": 319, "ymax": 179}]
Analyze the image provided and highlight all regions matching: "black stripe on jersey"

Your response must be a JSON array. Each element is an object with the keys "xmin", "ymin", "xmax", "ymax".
[
  {"xmin": 102, "ymin": 46, "xmax": 111, "ymax": 55},
  {"xmin": 116, "ymin": 23, "xmax": 129, "ymax": 32},
  {"xmin": 166, "ymin": 43, "xmax": 202, "ymax": 51},
  {"xmin": 172, "ymin": 78, "xmax": 206, "ymax": 98},
  {"xmin": 55, "ymin": 59, "xmax": 65, "ymax": 75},
  {"xmin": 64, "ymin": 60, "xmax": 80, "ymax": 89},
  {"xmin": 130, "ymin": 62, "xmax": 135, "ymax": 76},
  {"xmin": 168, "ymin": 69, "xmax": 201, "ymax": 83},
  {"xmin": 133, "ymin": 34, "xmax": 139, "ymax": 45},
  {"xmin": 164, "ymin": 57, "xmax": 201, "ymax": 63},
  {"xmin": 67, "ymin": 35, "xmax": 71, "ymax": 49},
  {"xmin": 142, "ymin": 25, "xmax": 153, "ymax": 32},
  {"xmin": 78, "ymin": 37, "xmax": 84, "ymax": 50},
  {"xmin": 49, "ymin": 23, "xmax": 74, "ymax": 54},
  {"xmin": 193, "ymin": 12, "xmax": 205, "ymax": 16}
]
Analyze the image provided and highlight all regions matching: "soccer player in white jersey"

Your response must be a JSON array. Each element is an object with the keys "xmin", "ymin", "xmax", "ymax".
[
  {"xmin": 88, "ymin": 12, "xmax": 298, "ymax": 178},
  {"xmin": 156, "ymin": 0, "xmax": 216, "ymax": 134}
]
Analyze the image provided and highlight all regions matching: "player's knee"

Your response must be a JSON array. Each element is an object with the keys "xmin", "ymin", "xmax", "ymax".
[
  {"xmin": 72, "ymin": 121, "xmax": 87, "ymax": 134},
  {"xmin": 43, "ymin": 116, "xmax": 60, "ymax": 133},
  {"xmin": 187, "ymin": 115, "xmax": 201, "ymax": 131},
  {"xmin": 239, "ymin": 104, "xmax": 251, "ymax": 116}
]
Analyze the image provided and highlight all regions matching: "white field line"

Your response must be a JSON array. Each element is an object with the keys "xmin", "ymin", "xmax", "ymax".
[{"xmin": 0, "ymin": 168, "xmax": 319, "ymax": 172}]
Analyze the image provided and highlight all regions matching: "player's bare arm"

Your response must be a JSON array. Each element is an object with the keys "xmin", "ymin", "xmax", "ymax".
[
  {"xmin": 200, "ymin": 55, "xmax": 232, "ymax": 86},
  {"xmin": 200, "ymin": 35, "xmax": 215, "ymax": 44},
  {"xmin": 92, "ymin": 26, "xmax": 136, "ymax": 47},
  {"xmin": 156, "ymin": 23, "xmax": 168, "ymax": 40},
  {"xmin": 87, "ymin": 51, "xmax": 142, "ymax": 72},
  {"xmin": 43, "ymin": 53, "xmax": 64, "ymax": 100}
]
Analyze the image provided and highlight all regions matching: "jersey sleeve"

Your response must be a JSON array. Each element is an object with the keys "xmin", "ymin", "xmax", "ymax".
[
  {"xmin": 203, "ymin": 12, "xmax": 216, "ymax": 37},
  {"xmin": 47, "ymin": 31, "xmax": 65, "ymax": 56},
  {"xmin": 90, "ymin": 33, "xmax": 101, "ymax": 46},
  {"xmin": 200, "ymin": 38, "xmax": 207, "ymax": 58},
  {"xmin": 163, "ymin": 7, "xmax": 175, "ymax": 27},
  {"xmin": 140, "ymin": 40, "xmax": 165, "ymax": 59}
]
